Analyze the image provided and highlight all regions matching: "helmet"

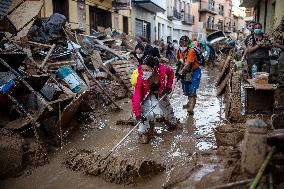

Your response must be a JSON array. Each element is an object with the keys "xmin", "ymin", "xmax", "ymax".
[{"xmin": 179, "ymin": 35, "xmax": 190, "ymax": 46}]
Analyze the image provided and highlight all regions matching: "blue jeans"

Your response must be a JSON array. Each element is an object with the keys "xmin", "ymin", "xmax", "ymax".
[{"xmin": 181, "ymin": 68, "xmax": 201, "ymax": 96}]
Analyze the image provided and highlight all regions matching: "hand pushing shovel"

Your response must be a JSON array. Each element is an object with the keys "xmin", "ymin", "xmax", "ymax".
[{"xmin": 103, "ymin": 94, "xmax": 167, "ymax": 160}]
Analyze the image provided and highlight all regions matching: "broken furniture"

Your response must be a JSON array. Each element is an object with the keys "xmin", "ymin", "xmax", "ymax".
[{"xmin": 244, "ymin": 79, "xmax": 277, "ymax": 115}]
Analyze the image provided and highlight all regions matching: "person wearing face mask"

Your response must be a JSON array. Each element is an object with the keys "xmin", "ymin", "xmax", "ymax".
[
  {"xmin": 245, "ymin": 22, "xmax": 272, "ymax": 75},
  {"xmin": 247, "ymin": 21, "xmax": 256, "ymax": 34},
  {"xmin": 176, "ymin": 36, "xmax": 191, "ymax": 79},
  {"xmin": 178, "ymin": 40, "xmax": 202, "ymax": 115},
  {"xmin": 132, "ymin": 55, "xmax": 177, "ymax": 144},
  {"xmin": 134, "ymin": 42, "xmax": 145, "ymax": 65}
]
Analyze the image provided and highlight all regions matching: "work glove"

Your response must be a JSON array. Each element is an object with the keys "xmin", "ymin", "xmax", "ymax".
[
  {"xmin": 163, "ymin": 87, "xmax": 172, "ymax": 95},
  {"xmin": 136, "ymin": 115, "xmax": 146, "ymax": 123}
]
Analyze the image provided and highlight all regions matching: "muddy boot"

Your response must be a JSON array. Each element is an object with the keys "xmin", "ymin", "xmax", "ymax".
[
  {"xmin": 138, "ymin": 133, "xmax": 150, "ymax": 144},
  {"xmin": 187, "ymin": 96, "xmax": 196, "ymax": 115},
  {"xmin": 148, "ymin": 121, "xmax": 155, "ymax": 137},
  {"xmin": 164, "ymin": 117, "xmax": 181, "ymax": 131},
  {"xmin": 182, "ymin": 104, "xmax": 189, "ymax": 109}
]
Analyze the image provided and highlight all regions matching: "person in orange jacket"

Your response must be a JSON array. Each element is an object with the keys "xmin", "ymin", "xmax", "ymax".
[{"xmin": 176, "ymin": 36, "xmax": 202, "ymax": 114}]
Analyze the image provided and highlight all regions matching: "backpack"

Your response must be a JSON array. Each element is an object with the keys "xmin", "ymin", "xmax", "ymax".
[
  {"xmin": 130, "ymin": 68, "xmax": 139, "ymax": 89},
  {"xmin": 190, "ymin": 46, "xmax": 206, "ymax": 67}
]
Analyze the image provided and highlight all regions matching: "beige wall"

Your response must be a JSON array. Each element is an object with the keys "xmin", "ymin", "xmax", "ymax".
[
  {"xmin": 192, "ymin": 2, "xmax": 199, "ymax": 33},
  {"xmin": 275, "ymin": 0, "xmax": 284, "ymax": 27},
  {"xmin": 40, "ymin": 0, "xmax": 132, "ymax": 35}
]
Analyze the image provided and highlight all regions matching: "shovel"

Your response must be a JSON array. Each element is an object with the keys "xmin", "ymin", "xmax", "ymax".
[{"xmin": 103, "ymin": 94, "xmax": 167, "ymax": 160}]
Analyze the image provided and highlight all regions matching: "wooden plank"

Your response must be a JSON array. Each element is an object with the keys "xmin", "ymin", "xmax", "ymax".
[
  {"xmin": 7, "ymin": 0, "xmax": 43, "ymax": 32},
  {"xmin": 93, "ymin": 44, "xmax": 123, "ymax": 60},
  {"xmin": 82, "ymin": 72, "xmax": 90, "ymax": 87},
  {"xmin": 247, "ymin": 79, "xmax": 277, "ymax": 90},
  {"xmin": 216, "ymin": 56, "xmax": 231, "ymax": 87},
  {"xmin": 47, "ymin": 61, "xmax": 76, "ymax": 68},
  {"xmin": 5, "ymin": 117, "xmax": 31, "ymax": 130},
  {"xmin": 120, "ymin": 75, "xmax": 132, "ymax": 81},
  {"xmin": 112, "ymin": 64, "xmax": 132, "ymax": 70},
  {"xmin": 55, "ymin": 91, "xmax": 88, "ymax": 130},
  {"xmin": 40, "ymin": 44, "xmax": 56, "ymax": 69},
  {"xmin": 217, "ymin": 72, "xmax": 231, "ymax": 96},
  {"xmin": 112, "ymin": 61, "xmax": 130, "ymax": 65},
  {"xmin": 114, "ymin": 66, "xmax": 135, "ymax": 72}
]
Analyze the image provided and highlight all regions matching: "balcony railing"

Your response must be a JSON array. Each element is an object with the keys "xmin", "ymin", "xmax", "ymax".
[
  {"xmin": 199, "ymin": 2, "xmax": 218, "ymax": 15},
  {"xmin": 206, "ymin": 22, "xmax": 218, "ymax": 30},
  {"xmin": 224, "ymin": 26, "xmax": 232, "ymax": 32},
  {"xmin": 173, "ymin": 7, "xmax": 181, "ymax": 20},
  {"xmin": 182, "ymin": 14, "xmax": 194, "ymax": 25}
]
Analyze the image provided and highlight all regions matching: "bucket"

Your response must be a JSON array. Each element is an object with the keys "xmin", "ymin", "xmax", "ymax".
[
  {"xmin": 57, "ymin": 66, "xmax": 87, "ymax": 93},
  {"xmin": 213, "ymin": 124, "xmax": 246, "ymax": 147}
]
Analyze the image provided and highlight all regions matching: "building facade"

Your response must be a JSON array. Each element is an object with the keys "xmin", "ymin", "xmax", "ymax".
[
  {"xmin": 240, "ymin": 0, "xmax": 284, "ymax": 32},
  {"xmin": 41, "ymin": 0, "xmax": 132, "ymax": 35}
]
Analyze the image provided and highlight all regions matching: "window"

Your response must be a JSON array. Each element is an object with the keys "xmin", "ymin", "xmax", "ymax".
[
  {"xmin": 219, "ymin": 5, "xmax": 224, "ymax": 15},
  {"xmin": 52, "ymin": 0, "xmax": 69, "ymax": 21},
  {"xmin": 123, "ymin": 16, "xmax": 128, "ymax": 34},
  {"xmin": 208, "ymin": 0, "xmax": 215, "ymax": 11}
]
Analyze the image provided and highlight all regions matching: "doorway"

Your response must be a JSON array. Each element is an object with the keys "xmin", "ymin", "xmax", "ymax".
[
  {"xmin": 52, "ymin": 0, "xmax": 69, "ymax": 21},
  {"xmin": 89, "ymin": 6, "xmax": 112, "ymax": 33},
  {"xmin": 123, "ymin": 16, "xmax": 128, "ymax": 34}
]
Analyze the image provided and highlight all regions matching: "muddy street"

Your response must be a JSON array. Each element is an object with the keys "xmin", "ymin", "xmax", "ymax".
[{"xmin": 0, "ymin": 67, "xmax": 225, "ymax": 189}]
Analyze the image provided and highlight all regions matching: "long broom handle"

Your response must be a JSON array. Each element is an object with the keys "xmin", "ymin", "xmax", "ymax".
[{"xmin": 104, "ymin": 94, "xmax": 167, "ymax": 159}]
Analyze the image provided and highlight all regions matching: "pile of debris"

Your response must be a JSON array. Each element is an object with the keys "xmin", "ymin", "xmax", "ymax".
[{"xmin": 0, "ymin": 0, "xmax": 138, "ymax": 179}]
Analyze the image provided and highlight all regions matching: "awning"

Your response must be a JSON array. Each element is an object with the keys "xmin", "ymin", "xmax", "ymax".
[
  {"xmin": 133, "ymin": 0, "xmax": 165, "ymax": 13},
  {"xmin": 240, "ymin": 0, "xmax": 260, "ymax": 8}
]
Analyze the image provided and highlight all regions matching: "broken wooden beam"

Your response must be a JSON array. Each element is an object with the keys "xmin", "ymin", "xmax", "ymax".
[
  {"xmin": 93, "ymin": 44, "xmax": 124, "ymax": 60},
  {"xmin": 63, "ymin": 27, "xmax": 121, "ymax": 110},
  {"xmin": 40, "ymin": 44, "xmax": 56, "ymax": 69},
  {"xmin": 47, "ymin": 61, "xmax": 76, "ymax": 69},
  {"xmin": 0, "ymin": 58, "xmax": 53, "ymax": 111}
]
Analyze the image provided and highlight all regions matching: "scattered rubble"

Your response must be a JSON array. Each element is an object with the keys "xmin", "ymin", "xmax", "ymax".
[
  {"xmin": 63, "ymin": 148, "xmax": 165, "ymax": 184},
  {"xmin": 0, "ymin": 1, "xmax": 139, "ymax": 178}
]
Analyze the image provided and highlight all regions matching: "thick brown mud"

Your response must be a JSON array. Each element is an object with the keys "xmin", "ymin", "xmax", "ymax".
[{"xmin": 0, "ymin": 68, "xmax": 227, "ymax": 189}]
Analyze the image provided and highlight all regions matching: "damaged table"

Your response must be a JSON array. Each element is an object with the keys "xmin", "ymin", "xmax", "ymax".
[{"xmin": 244, "ymin": 79, "xmax": 277, "ymax": 115}]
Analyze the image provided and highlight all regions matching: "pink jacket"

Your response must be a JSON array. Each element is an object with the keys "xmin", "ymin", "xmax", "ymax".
[{"xmin": 132, "ymin": 64, "xmax": 174, "ymax": 117}]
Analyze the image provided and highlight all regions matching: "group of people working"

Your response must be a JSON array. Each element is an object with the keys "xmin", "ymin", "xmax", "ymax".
[
  {"xmin": 244, "ymin": 17, "xmax": 284, "ymax": 84},
  {"xmin": 131, "ymin": 36, "xmax": 204, "ymax": 144}
]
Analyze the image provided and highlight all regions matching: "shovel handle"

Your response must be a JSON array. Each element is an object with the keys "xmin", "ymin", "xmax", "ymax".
[{"xmin": 104, "ymin": 94, "xmax": 167, "ymax": 159}]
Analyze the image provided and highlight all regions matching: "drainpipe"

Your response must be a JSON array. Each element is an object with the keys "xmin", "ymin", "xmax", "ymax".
[{"xmin": 264, "ymin": 0, "xmax": 268, "ymax": 32}]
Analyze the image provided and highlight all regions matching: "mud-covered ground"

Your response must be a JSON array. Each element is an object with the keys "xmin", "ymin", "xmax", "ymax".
[{"xmin": 1, "ymin": 68, "xmax": 229, "ymax": 189}]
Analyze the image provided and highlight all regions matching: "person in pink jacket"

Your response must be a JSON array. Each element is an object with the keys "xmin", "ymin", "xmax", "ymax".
[{"xmin": 132, "ymin": 55, "xmax": 178, "ymax": 144}]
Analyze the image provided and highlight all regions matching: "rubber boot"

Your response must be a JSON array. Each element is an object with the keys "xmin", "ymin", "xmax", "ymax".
[
  {"xmin": 187, "ymin": 96, "xmax": 196, "ymax": 115},
  {"xmin": 182, "ymin": 103, "xmax": 189, "ymax": 109},
  {"xmin": 138, "ymin": 133, "xmax": 150, "ymax": 144},
  {"xmin": 164, "ymin": 117, "xmax": 180, "ymax": 131},
  {"xmin": 148, "ymin": 121, "xmax": 155, "ymax": 137},
  {"xmin": 183, "ymin": 98, "xmax": 190, "ymax": 109}
]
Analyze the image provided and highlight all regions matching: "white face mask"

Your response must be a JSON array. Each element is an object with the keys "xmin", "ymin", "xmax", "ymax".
[
  {"xmin": 143, "ymin": 71, "xmax": 152, "ymax": 80},
  {"xmin": 136, "ymin": 53, "xmax": 144, "ymax": 59}
]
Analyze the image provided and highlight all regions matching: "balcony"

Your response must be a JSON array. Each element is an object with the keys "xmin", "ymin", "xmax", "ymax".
[
  {"xmin": 224, "ymin": 26, "xmax": 232, "ymax": 33},
  {"xmin": 206, "ymin": 22, "xmax": 218, "ymax": 31},
  {"xmin": 182, "ymin": 14, "xmax": 195, "ymax": 25},
  {"xmin": 133, "ymin": 0, "xmax": 166, "ymax": 13},
  {"xmin": 168, "ymin": 7, "xmax": 181, "ymax": 20},
  {"xmin": 240, "ymin": 0, "xmax": 260, "ymax": 8},
  {"xmin": 199, "ymin": 2, "xmax": 218, "ymax": 15},
  {"xmin": 112, "ymin": 0, "xmax": 131, "ymax": 10}
]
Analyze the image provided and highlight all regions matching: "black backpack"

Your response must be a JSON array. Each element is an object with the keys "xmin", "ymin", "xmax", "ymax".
[{"xmin": 191, "ymin": 46, "xmax": 205, "ymax": 67}]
